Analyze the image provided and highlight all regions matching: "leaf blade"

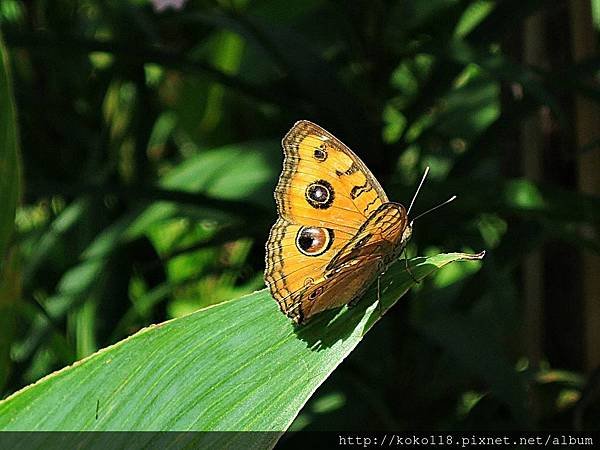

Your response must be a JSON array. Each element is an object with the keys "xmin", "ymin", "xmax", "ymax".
[{"xmin": 0, "ymin": 252, "xmax": 483, "ymax": 439}]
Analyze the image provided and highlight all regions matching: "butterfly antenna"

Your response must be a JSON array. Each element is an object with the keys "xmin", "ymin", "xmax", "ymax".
[
  {"xmin": 411, "ymin": 195, "xmax": 457, "ymax": 223},
  {"xmin": 407, "ymin": 166, "xmax": 430, "ymax": 217}
]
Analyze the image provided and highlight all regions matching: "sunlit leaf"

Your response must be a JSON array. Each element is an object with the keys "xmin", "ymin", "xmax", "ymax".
[{"xmin": 0, "ymin": 252, "xmax": 483, "ymax": 442}]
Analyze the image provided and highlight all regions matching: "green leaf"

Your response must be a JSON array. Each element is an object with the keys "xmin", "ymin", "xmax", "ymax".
[
  {"xmin": 0, "ymin": 31, "xmax": 20, "ymax": 264},
  {"xmin": 0, "ymin": 252, "xmax": 483, "ymax": 441},
  {"xmin": 125, "ymin": 140, "xmax": 279, "ymax": 239}
]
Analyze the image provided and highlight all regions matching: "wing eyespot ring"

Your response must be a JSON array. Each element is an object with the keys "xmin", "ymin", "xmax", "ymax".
[
  {"xmin": 305, "ymin": 179, "xmax": 335, "ymax": 209},
  {"xmin": 295, "ymin": 226, "xmax": 334, "ymax": 257},
  {"xmin": 313, "ymin": 145, "xmax": 328, "ymax": 161},
  {"xmin": 308, "ymin": 286, "xmax": 323, "ymax": 300}
]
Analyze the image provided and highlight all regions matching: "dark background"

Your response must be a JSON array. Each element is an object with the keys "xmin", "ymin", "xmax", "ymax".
[{"xmin": 1, "ymin": 0, "xmax": 600, "ymax": 432}]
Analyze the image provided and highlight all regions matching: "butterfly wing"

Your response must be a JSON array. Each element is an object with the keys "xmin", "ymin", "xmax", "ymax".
[
  {"xmin": 265, "ymin": 217, "xmax": 350, "ymax": 323},
  {"xmin": 275, "ymin": 120, "xmax": 388, "ymax": 231},
  {"xmin": 265, "ymin": 121, "xmax": 406, "ymax": 323}
]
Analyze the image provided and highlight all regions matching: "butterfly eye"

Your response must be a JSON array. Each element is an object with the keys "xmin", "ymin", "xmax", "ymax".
[
  {"xmin": 305, "ymin": 180, "xmax": 335, "ymax": 209},
  {"xmin": 296, "ymin": 226, "xmax": 334, "ymax": 256}
]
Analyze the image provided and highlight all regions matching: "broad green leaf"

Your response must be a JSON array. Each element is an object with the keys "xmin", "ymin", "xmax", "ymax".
[{"xmin": 0, "ymin": 252, "xmax": 483, "ymax": 445}]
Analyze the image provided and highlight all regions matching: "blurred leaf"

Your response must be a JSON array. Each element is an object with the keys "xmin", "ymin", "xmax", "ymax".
[
  {"xmin": 0, "ymin": 250, "xmax": 19, "ymax": 393},
  {"xmin": 22, "ymin": 198, "xmax": 90, "ymax": 288},
  {"xmin": 16, "ymin": 139, "xmax": 279, "ymax": 363},
  {"xmin": 454, "ymin": 1, "xmax": 495, "ymax": 38},
  {"xmin": 417, "ymin": 309, "xmax": 528, "ymax": 425},
  {"xmin": 0, "ymin": 252, "xmax": 482, "ymax": 438},
  {"xmin": 11, "ymin": 211, "xmax": 139, "ymax": 363},
  {"xmin": 439, "ymin": 41, "xmax": 564, "ymax": 125},
  {"xmin": 441, "ymin": 178, "xmax": 600, "ymax": 224},
  {"xmin": 467, "ymin": 0, "xmax": 548, "ymax": 44},
  {"xmin": 2, "ymin": 30, "xmax": 278, "ymax": 106},
  {"xmin": 183, "ymin": 7, "xmax": 369, "ymax": 135},
  {"xmin": 0, "ymin": 31, "xmax": 20, "ymax": 264},
  {"xmin": 431, "ymin": 72, "xmax": 500, "ymax": 141},
  {"xmin": 0, "ymin": 30, "xmax": 21, "ymax": 393},
  {"xmin": 126, "ymin": 139, "xmax": 278, "ymax": 238}
]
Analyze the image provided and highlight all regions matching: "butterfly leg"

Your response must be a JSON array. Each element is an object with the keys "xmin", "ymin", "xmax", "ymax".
[
  {"xmin": 375, "ymin": 259, "xmax": 387, "ymax": 316},
  {"xmin": 348, "ymin": 259, "xmax": 386, "ymax": 310},
  {"xmin": 401, "ymin": 248, "xmax": 420, "ymax": 284},
  {"xmin": 348, "ymin": 290, "xmax": 366, "ymax": 308},
  {"xmin": 377, "ymin": 275, "xmax": 383, "ymax": 317}
]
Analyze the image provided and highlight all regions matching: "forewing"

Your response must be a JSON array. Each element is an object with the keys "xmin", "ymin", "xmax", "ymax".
[{"xmin": 276, "ymin": 120, "xmax": 388, "ymax": 232}]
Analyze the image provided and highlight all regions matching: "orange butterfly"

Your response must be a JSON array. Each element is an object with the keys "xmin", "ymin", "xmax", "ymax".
[{"xmin": 264, "ymin": 121, "xmax": 450, "ymax": 324}]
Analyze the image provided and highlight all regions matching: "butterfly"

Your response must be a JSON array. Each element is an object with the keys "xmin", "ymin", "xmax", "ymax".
[{"xmin": 264, "ymin": 120, "xmax": 452, "ymax": 324}]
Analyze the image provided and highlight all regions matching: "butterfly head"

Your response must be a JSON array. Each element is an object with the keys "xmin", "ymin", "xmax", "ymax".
[{"xmin": 401, "ymin": 220, "xmax": 413, "ymax": 245}]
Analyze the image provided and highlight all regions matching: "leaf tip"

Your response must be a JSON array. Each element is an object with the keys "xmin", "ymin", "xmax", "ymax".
[
  {"xmin": 452, "ymin": 250, "xmax": 487, "ymax": 262},
  {"xmin": 470, "ymin": 250, "xmax": 486, "ymax": 260}
]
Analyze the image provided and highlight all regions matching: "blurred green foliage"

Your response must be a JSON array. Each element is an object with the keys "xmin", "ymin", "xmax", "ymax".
[
  {"xmin": 1, "ymin": 0, "xmax": 599, "ymax": 433},
  {"xmin": 0, "ymin": 27, "xmax": 21, "ymax": 405}
]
